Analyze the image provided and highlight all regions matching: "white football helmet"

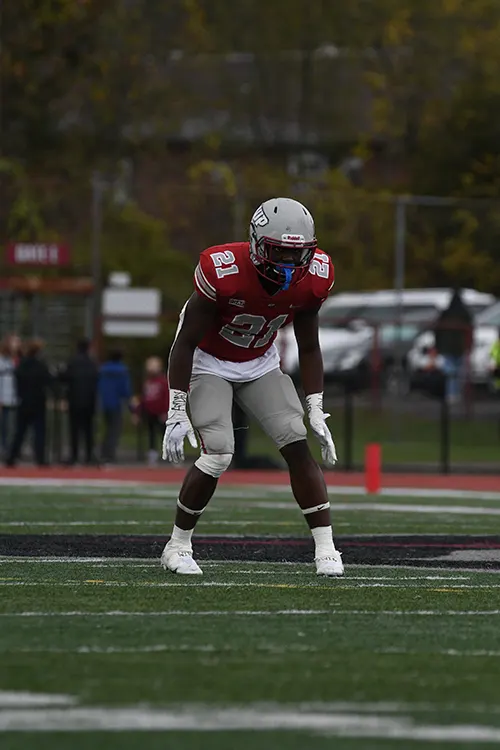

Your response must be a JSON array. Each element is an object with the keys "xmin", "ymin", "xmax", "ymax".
[{"xmin": 249, "ymin": 197, "xmax": 317, "ymax": 289}]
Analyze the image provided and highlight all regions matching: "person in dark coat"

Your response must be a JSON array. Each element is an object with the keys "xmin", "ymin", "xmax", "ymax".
[
  {"xmin": 98, "ymin": 349, "xmax": 132, "ymax": 464},
  {"xmin": 5, "ymin": 338, "xmax": 52, "ymax": 466},
  {"xmin": 434, "ymin": 288, "xmax": 473, "ymax": 404},
  {"xmin": 62, "ymin": 339, "xmax": 99, "ymax": 465}
]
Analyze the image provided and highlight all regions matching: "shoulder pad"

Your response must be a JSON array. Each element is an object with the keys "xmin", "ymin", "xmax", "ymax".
[{"xmin": 309, "ymin": 251, "xmax": 334, "ymax": 301}]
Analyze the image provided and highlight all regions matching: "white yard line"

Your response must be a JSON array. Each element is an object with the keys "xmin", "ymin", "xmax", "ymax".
[
  {"xmin": 7, "ymin": 645, "xmax": 500, "ymax": 657},
  {"xmin": 1, "ymin": 609, "xmax": 500, "ymax": 617},
  {"xmin": 0, "ymin": 521, "xmax": 168, "ymax": 527},
  {"xmin": 1, "ymin": 578, "xmax": 499, "ymax": 590},
  {"xmin": 1, "ymin": 644, "xmax": 316, "ymax": 655},
  {"xmin": 0, "ymin": 561, "xmax": 472, "ymax": 580},
  {"xmin": 378, "ymin": 648, "xmax": 500, "ymax": 658},
  {"xmin": 0, "ymin": 520, "xmax": 303, "ymax": 527},
  {"xmin": 0, "ymin": 609, "xmax": 332, "ymax": 617},
  {"xmin": 0, "ymin": 691, "xmax": 75, "ymax": 707},
  {"xmin": 2, "ymin": 476, "xmax": 500, "ymax": 502},
  {"xmin": 4, "ymin": 502, "xmax": 500, "ymax": 526},
  {"xmin": 3, "ymin": 705, "xmax": 500, "ymax": 740}
]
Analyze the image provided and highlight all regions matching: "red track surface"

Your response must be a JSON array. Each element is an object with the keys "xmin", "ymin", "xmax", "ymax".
[{"xmin": 0, "ymin": 466, "xmax": 498, "ymax": 491}]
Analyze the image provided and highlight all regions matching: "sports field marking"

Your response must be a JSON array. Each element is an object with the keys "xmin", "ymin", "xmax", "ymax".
[
  {"xmin": 0, "ymin": 520, "xmax": 302, "ymax": 527},
  {"xmin": 1, "ymin": 609, "xmax": 500, "ymax": 617},
  {"xmin": 0, "ymin": 561, "xmax": 471, "ymax": 580},
  {"xmin": 8, "ymin": 645, "xmax": 500, "ymax": 657},
  {"xmin": 1, "ymin": 644, "xmax": 318, "ymax": 654},
  {"xmin": 3, "ymin": 476, "xmax": 500, "ymax": 501},
  {"xmin": 0, "ymin": 609, "xmax": 332, "ymax": 617},
  {"xmin": 0, "ymin": 691, "xmax": 76, "ymax": 707},
  {"xmin": 0, "ymin": 557, "xmax": 495, "ymax": 576},
  {"xmin": 379, "ymin": 648, "xmax": 500, "ymax": 657},
  {"xmin": 4, "ymin": 503, "xmax": 500, "ymax": 525},
  {"xmin": 0, "ymin": 578, "xmax": 496, "ymax": 590},
  {"xmin": 3, "ymin": 705, "xmax": 500, "ymax": 739}
]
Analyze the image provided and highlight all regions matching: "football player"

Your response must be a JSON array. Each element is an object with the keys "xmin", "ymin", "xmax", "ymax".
[{"xmin": 161, "ymin": 197, "xmax": 343, "ymax": 577}]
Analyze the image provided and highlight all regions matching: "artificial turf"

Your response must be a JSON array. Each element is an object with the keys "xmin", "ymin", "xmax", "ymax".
[{"xmin": 1, "ymin": 482, "xmax": 500, "ymax": 747}]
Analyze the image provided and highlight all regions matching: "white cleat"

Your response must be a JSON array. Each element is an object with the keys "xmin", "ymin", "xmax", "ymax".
[
  {"xmin": 161, "ymin": 542, "xmax": 203, "ymax": 575},
  {"xmin": 315, "ymin": 551, "xmax": 344, "ymax": 577}
]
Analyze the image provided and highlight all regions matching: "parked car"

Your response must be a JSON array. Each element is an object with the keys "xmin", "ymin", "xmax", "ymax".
[
  {"xmin": 278, "ymin": 288, "xmax": 496, "ymax": 388},
  {"xmin": 333, "ymin": 313, "xmax": 432, "ymax": 393}
]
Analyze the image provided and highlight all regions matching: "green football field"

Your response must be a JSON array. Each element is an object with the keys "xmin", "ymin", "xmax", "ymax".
[{"xmin": 1, "ymin": 479, "xmax": 500, "ymax": 748}]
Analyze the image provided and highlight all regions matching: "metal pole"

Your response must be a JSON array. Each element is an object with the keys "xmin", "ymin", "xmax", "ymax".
[
  {"xmin": 394, "ymin": 196, "xmax": 407, "ymax": 334},
  {"xmin": 391, "ymin": 196, "xmax": 407, "ymax": 437},
  {"xmin": 90, "ymin": 172, "xmax": 104, "ymax": 346}
]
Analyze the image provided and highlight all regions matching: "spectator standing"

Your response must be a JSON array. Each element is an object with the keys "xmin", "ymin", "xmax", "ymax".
[
  {"xmin": 134, "ymin": 356, "xmax": 169, "ymax": 464},
  {"xmin": 62, "ymin": 339, "xmax": 99, "ymax": 465},
  {"xmin": 434, "ymin": 288, "xmax": 473, "ymax": 404},
  {"xmin": 98, "ymin": 350, "xmax": 132, "ymax": 464},
  {"xmin": 0, "ymin": 334, "xmax": 21, "ymax": 458},
  {"xmin": 6, "ymin": 339, "xmax": 52, "ymax": 466}
]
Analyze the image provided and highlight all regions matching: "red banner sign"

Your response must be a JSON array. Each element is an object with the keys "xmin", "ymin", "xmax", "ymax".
[{"xmin": 6, "ymin": 242, "xmax": 71, "ymax": 267}]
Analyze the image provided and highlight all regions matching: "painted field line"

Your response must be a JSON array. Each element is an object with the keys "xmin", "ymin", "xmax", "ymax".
[
  {"xmin": 0, "ymin": 580, "xmax": 413, "ymax": 589},
  {"xmin": 1, "ymin": 609, "xmax": 500, "ymax": 618},
  {"xmin": 2, "ymin": 644, "xmax": 316, "ymax": 655},
  {"xmin": 0, "ymin": 479, "xmax": 148, "ymax": 488},
  {"xmin": 379, "ymin": 648, "xmax": 500, "ymax": 658},
  {"xmin": 4, "ymin": 705, "xmax": 500, "ymax": 740},
  {"xmin": 0, "ymin": 609, "xmax": 331, "ymax": 617},
  {"xmin": 0, "ymin": 561, "xmax": 470, "ymax": 581},
  {"xmin": 0, "ymin": 691, "xmax": 75, "ymax": 707},
  {"xmin": 3, "ymin": 476, "xmax": 500, "ymax": 502},
  {"xmin": 0, "ymin": 557, "xmax": 479, "ymax": 569},
  {"xmin": 0, "ymin": 520, "xmax": 302, "ymax": 528},
  {"xmin": 1, "ymin": 578, "xmax": 496, "ymax": 590},
  {"xmin": 0, "ymin": 521, "xmax": 168, "ymax": 527},
  {"xmin": 0, "ymin": 557, "xmax": 155, "ymax": 564},
  {"xmin": 5, "ymin": 503, "xmax": 500, "ymax": 526},
  {"xmin": 8, "ymin": 645, "xmax": 500, "ymax": 657},
  {"xmin": 1, "ymin": 696, "xmax": 491, "ymax": 714}
]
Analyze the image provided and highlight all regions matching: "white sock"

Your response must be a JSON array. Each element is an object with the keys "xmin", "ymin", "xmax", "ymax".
[
  {"xmin": 311, "ymin": 526, "xmax": 336, "ymax": 558},
  {"xmin": 170, "ymin": 525, "xmax": 194, "ymax": 549}
]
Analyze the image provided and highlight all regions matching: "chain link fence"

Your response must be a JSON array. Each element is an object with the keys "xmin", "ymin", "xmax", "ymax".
[{"xmin": 2, "ymin": 174, "xmax": 500, "ymax": 471}]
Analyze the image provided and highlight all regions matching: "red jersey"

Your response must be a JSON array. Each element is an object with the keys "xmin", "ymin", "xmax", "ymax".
[
  {"xmin": 193, "ymin": 242, "xmax": 334, "ymax": 362},
  {"xmin": 140, "ymin": 375, "xmax": 169, "ymax": 417}
]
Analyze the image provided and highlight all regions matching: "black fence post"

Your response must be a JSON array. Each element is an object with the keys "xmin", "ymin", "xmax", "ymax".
[
  {"xmin": 136, "ymin": 419, "xmax": 144, "ymax": 463},
  {"xmin": 343, "ymin": 384, "xmax": 354, "ymax": 471},
  {"xmin": 53, "ymin": 403, "xmax": 62, "ymax": 465},
  {"xmin": 439, "ymin": 384, "xmax": 450, "ymax": 474}
]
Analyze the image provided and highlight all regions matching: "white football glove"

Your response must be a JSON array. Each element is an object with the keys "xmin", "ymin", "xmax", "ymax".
[
  {"xmin": 162, "ymin": 389, "xmax": 197, "ymax": 463},
  {"xmin": 306, "ymin": 393, "xmax": 338, "ymax": 466}
]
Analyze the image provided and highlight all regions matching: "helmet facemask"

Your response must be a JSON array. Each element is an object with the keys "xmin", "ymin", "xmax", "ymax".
[{"xmin": 250, "ymin": 227, "xmax": 316, "ymax": 290}]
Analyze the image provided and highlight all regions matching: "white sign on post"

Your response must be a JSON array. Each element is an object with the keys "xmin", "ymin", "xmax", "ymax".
[{"xmin": 102, "ymin": 288, "xmax": 161, "ymax": 337}]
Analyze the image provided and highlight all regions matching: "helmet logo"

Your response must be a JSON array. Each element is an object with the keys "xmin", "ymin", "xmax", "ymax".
[
  {"xmin": 251, "ymin": 205, "xmax": 269, "ymax": 227},
  {"xmin": 281, "ymin": 233, "xmax": 305, "ymax": 244}
]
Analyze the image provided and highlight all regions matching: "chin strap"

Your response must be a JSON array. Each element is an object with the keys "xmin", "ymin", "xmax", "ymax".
[{"xmin": 279, "ymin": 264, "xmax": 294, "ymax": 291}]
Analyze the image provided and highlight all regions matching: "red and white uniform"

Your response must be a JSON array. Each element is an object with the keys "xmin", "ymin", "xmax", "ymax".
[{"xmin": 190, "ymin": 242, "xmax": 334, "ymax": 382}]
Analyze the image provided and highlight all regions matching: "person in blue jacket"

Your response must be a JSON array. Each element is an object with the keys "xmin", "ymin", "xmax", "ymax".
[{"xmin": 98, "ymin": 349, "xmax": 132, "ymax": 464}]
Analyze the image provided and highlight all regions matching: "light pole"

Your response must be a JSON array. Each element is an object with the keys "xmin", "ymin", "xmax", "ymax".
[{"xmin": 90, "ymin": 172, "xmax": 105, "ymax": 343}]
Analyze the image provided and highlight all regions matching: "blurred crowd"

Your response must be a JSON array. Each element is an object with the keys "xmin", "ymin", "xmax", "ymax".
[{"xmin": 0, "ymin": 334, "xmax": 169, "ymax": 467}]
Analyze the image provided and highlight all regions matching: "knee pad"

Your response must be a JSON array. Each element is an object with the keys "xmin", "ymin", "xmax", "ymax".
[{"xmin": 195, "ymin": 452, "xmax": 233, "ymax": 478}]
